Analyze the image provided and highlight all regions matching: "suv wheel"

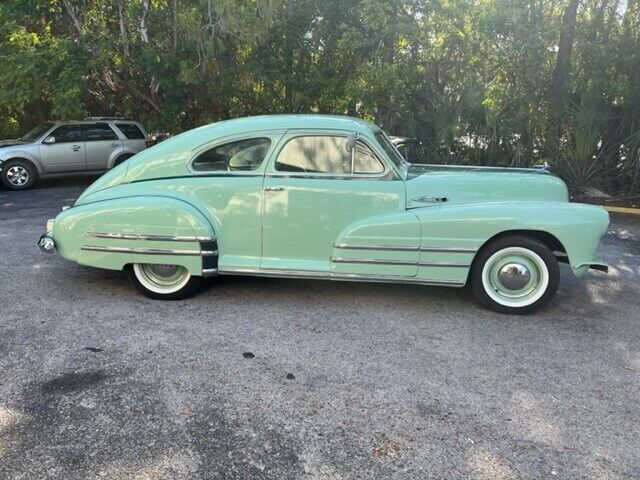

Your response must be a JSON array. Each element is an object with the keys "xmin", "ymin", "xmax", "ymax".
[{"xmin": 1, "ymin": 159, "xmax": 37, "ymax": 190}]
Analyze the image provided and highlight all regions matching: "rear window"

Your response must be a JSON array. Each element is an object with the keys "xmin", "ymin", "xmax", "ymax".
[{"xmin": 116, "ymin": 123, "xmax": 146, "ymax": 140}]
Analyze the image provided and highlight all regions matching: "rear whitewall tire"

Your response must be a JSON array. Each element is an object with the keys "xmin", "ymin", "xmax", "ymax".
[{"xmin": 128, "ymin": 263, "xmax": 203, "ymax": 300}]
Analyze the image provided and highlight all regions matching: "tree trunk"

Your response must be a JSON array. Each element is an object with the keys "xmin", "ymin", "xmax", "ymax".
[
  {"xmin": 62, "ymin": 0, "xmax": 83, "ymax": 35},
  {"xmin": 140, "ymin": 0, "xmax": 150, "ymax": 43},
  {"xmin": 172, "ymin": 0, "xmax": 178, "ymax": 54},
  {"xmin": 118, "ymin": 1, "xmax": 129, "ymax": 58},
  {"xmin": 547, "ymin": 0, "xmax": 580, "ymax": 159}
]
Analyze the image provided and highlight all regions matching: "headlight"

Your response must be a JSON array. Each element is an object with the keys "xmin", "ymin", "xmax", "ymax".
[{"xmin": 46, "ymin": 218, "xmax": 54, "ymax": 233}]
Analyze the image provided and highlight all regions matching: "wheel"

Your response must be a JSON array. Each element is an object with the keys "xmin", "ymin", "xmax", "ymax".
[
  {"xmin": 471, "ymin": 235, "xmax": 559, "ymax": 314},
  {"xmin": 128, "ymin": 263, "xmax": 203, "ymax": 300},
  {"xmin": 1, "ymin": 159, "xmax": 37, "ymax": 190},
  {"xmin": 113, "ymin": 154, "xmax": 133, "ymax": 168}
]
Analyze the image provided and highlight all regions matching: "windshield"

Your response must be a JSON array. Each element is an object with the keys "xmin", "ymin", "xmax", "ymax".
[
  {"xmin": 375, "ymin": 131, "xmax": 409, "ymax": 172},
  {"xmin": 20, "ymin": 122, "xmax": 55, "ymax": 142}
]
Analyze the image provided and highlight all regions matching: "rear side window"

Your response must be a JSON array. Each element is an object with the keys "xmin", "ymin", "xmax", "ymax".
[
  {"xmin": 116, "ymin": 123, "xmax": 145, "ymax": 139},
  {"xmin": 85, "ymin": 123, "xmax": 118, "ymax": 141},
  {"xmin": 192, "ymin": 138, "xmax": 271, "ymax": 172}
]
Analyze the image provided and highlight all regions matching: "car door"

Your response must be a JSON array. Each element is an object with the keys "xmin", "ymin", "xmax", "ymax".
[
  {"xmin": 39, "ymin": 124, "xmax": 86, "ymax": 173},
  {"xmin": 84, "ymin": 123, "xmax": 122, "ymax": 170},
  {"xmin": 261, "ymin": 130, "xmax": 417, "ymax": 276}
]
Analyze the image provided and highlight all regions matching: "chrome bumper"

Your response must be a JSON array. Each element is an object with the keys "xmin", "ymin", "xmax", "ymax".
[{"xmin": 38, "ymin": 234, "xmax": 55, "ymax": 253}]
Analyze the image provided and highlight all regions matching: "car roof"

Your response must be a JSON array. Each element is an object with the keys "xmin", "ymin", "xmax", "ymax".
[{"xmin": 191, "ymin": 114, "xmax": 381, "ymax": 138}]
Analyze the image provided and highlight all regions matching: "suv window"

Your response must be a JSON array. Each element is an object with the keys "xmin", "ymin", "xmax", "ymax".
[
  {"xmin": 116, "ymin": 123, "xmax": 145, "ymax": 139},
  {"xmin": 50, "ymin": 125, "xmax": 84, "ymax": 143},
  {"xmin": 275, "ymin": 136, "xmax": 383, "ymax": 174},
  {"xmin": 192, "ymin": 138, "xmax": 271, "ymax": 172},
  {"xmin": 85, "ymin": 123, "xmax": 118, "ymax": 142}
]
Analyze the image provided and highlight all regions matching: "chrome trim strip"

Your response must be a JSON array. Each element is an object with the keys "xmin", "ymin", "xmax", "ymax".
[
  {"xmin": 334, "ymin": 243, "xmax": 419, "ymax": 251},
  {"xmin": 331, "ymin": 257, "xmax": 471, "ymax": 268},
  {"xmin": 333, "ymin": 243, "xmax": 477, "ymax": 254},
  {"xmin": 202, "ymin": 268, "xmax": 218, "ymax": 276},
  {"xmin": 332, "ymin": 257, "xmax": 416, "ymax": 266},
  {"xmin": 85, "ymin": 232, "xmax": 215, "ymax": 242},
  {"xmin": 81, "ymin": 245, "xmax": 202, "ymax": 256},
  {"xmin": 419, "ymin": 246, "xmax": 478, "ymax": 253},
  {"xmin": 217, "ymin": 267, "xmax": 465, "ymax": 287},
  {"xmin": 418, "ymin": 261, "xmax": 470, "ymax": 268},
  {"xmin": 201, "ymin": 250, "xmax": 219, "ymax": 256}
]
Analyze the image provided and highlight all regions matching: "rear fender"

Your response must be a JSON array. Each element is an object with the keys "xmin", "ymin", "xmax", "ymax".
[{"xmin": 52, "ymin": 196, "xmax": 217, "ymax": 276}]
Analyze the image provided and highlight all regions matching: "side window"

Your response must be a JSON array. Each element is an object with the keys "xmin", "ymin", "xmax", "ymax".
[
  {"xmin": 116, "ymin": 123, "xmax": 145, "ymax": 139},
  {"xmin": 50, "ymin": 125, "xmax": 83, "ymax": 143},
  {"xmin": 192, "ymin": 138, "xmax": 271, "ymax": 172},
  {"xmin": 276, "ymin": 136, "xmax": 351, "ymax": 173},
  {"xmin": 85, "ymin": 123, "xmax": 118, "ymax": 142},
  {"xmin": 354, "ymin": 141, "xmax": 384, "ymax": 174},
  {"xmin": 275, "ymin": 136, "xmax": 384, "ymax": 175}
]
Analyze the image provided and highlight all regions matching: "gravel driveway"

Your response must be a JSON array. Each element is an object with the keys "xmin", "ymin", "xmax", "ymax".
[{"xmin": 1, "ymin": 177, "xmax": 639, "ymax": 479}]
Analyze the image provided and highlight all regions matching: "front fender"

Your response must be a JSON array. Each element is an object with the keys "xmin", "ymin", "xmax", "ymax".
[
  {"xmin": 0, "ymin": 148, "xmax": 43, "ymax": 174},
  {"xmin": 51, "ymin": 196, "xmax": 217, "ymax": 276},
  {"xmin": 413, "ymin": 201, "xmax": 609, "ymax": 277}
]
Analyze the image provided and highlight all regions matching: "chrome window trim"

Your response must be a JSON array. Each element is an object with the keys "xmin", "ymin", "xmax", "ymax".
[
  {"xmin": 81, "ymin": 245, "xmax": 203, "ymax": 256},
  {"xmin": 217, "ymin": 267, "xmax": 465, "ymax": 287},
  {"xmin": 85, "ymin": 232, "xmax": 215, "ymax": 242},
  {"xmin": 271, "ymin": 131, "xmax": 392, "ymax": 179}
]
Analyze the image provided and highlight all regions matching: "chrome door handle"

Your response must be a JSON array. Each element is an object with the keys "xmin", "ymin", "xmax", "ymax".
[
  {"xmin": 264, "ymin": 186, "xmax": 285, "ymax": 192},
  {"xmin": 71, "ymin": 145, "xmax": 81, "ymax": 151},
  {"xmin": 413, "ymin": 195, "xmax": 448, "ymax": 203}
]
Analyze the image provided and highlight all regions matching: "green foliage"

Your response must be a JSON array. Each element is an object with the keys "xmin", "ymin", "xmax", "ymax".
[{"xmin": 0, "ymin": 0, "xmax": 638, "ymax": 193}]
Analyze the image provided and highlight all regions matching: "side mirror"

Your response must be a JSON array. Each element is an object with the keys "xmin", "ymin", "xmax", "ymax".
[
  {"xmin": 43, "ymin": 136, "xmax": 56, "ymax": 145},
  {"xmin": 345, "ymin": 131, "xmax": 359, "ymax": 152}
]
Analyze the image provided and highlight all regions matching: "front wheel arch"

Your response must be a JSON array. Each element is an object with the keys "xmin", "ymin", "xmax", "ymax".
[{"xmin": 469, "ymin": 229, "xmax": 566, "ymax": 283}]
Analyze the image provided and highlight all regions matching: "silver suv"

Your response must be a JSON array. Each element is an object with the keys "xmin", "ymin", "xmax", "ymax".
[{"xmin": 0, "ymin": 118, "xmax": 147, "ymax": 190}]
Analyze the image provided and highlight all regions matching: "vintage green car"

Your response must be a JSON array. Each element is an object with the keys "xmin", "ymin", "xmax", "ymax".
[{"xmin": 38, "ymin": 115, "xmax": 609, "ymax": 313}]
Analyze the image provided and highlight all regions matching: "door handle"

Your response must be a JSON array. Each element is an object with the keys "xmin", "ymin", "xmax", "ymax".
[
  {"xmin": 264, "ymin": 186, "xmax": 285, "ymax": 192},
  {"xmin": 413, "ymin": 195, "xmax": 448, "ymax": 203},
  {"xmin": 71, "ymin": 145, "xmax": 81, "ymax": 151}
]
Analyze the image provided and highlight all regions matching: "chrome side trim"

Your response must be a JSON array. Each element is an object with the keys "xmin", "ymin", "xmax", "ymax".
[
  {"xmin": 217, "ymin": 267, "xmax": 465, "ymax": 287},
  {"xmin": 332, "ymin": 257, "xmax": 416, "ymax": 266},
  {"xmin": 85, "ymin": 232, "xmax": 215, "ymax": 242},
  {"xmin": 418, "ymin": 261, "xmax": 470, "ymax": 268},
  {"xmin": 202, "ymin": 268, "xmax": 219, "ymax": 276},
  {"xmin": 331, "ymin": 257, "xmax": 471, "ymax": 268},
  {"xmin": 201, "ymin": 250, "xmax": 219, "ymax": 256},
  {"xmin": 81, "ymin": 245, "xmax": 202, "ymax": 256},
  {"xmin": 419, "ymin": 246, "xmax": 478, "ymax": 253},
  {"xmin": 334, "ymin": 243, "xmax": 419, "ymax": 251},
  {"xmin": 333, "ymin": 243, "xmax": 477, "ymax": 254}
]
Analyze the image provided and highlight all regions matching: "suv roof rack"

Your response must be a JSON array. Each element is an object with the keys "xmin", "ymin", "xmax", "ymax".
[{"xmin": 83, "ymin": 116, "xmax": 132, "ymax": 121}]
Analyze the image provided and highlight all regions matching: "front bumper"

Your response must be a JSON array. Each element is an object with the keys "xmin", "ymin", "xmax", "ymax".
[{"xmin": 38, "ymin": 234, "xmax": 55, "ymax": 253}]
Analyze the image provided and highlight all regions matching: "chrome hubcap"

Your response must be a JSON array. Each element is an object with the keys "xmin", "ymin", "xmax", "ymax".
[
  {"xmin": 481, "ymin": 247, "xmax": 549, "ymax": 308},
  {"xmin": 497, "ymin": 262, "xmax": 531, "ymax": 291},
  {"xmin": 6, "ymin": 166, "xmax": 29, "ymax": 186}
]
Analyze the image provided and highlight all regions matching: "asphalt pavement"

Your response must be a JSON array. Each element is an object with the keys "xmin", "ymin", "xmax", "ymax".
[{"xmin": 1, "ymin": 176, "xmax": 639, "ymax": 479}]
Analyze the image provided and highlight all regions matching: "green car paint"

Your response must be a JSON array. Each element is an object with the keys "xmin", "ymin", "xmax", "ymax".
[{"xmin": 46, "ymin": 114, "xmax": 609, "ymax": 289}]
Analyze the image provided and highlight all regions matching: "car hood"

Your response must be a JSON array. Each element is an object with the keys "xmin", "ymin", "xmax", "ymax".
[
  {"xmin": 0, "ymin": 140, "xmax": 27, "ymax": 148},
  {"xmin": 405, "ymin": 164, "xmax": 569, "ymax": 208}
]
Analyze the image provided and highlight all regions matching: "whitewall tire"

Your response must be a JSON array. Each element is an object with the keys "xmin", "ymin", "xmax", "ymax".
[
  {"xmin": 471, "ymin": 236, "xmax": 560, "ymax": 314},
  {"xmin": 128, "ymin": 263, "xmax": 203, "ymax": 300}
]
